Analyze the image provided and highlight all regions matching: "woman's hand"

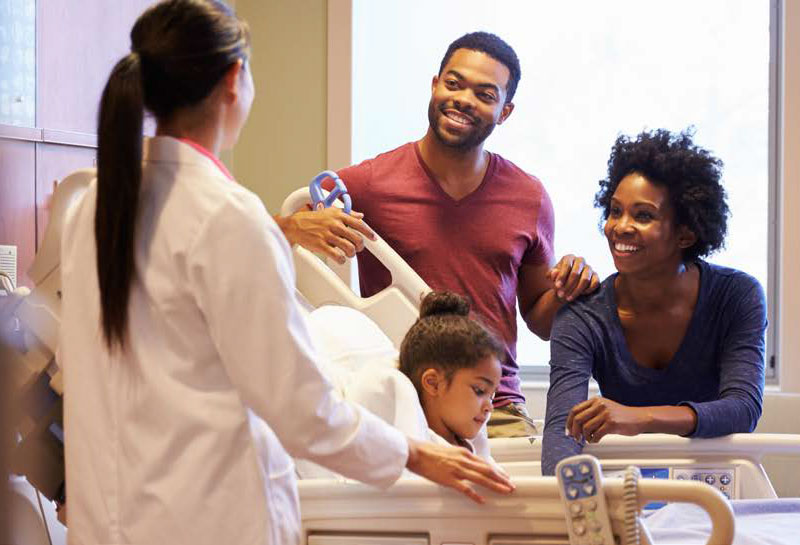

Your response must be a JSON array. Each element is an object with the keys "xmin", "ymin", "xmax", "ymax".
[
  {"xmin": 566, "ymin": 396, "xmax": 648, "ymax": 443},
  {"xmin": 405, "ymin": 437, "xmax": 515, "ymax": 504},
  {"xmin": 275, "ymin": 206, "xmax": 375, "ymax": 264}
]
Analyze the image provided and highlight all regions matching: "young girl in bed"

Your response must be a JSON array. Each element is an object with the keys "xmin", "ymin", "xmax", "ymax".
[{"xmin": 400, "ymin": 291, "xmax": 505, "ymax": 454}]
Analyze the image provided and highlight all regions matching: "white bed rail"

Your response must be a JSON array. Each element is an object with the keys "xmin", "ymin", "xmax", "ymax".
[
  {"xmin": 492, "ymin": 433, "xmax": 800, "ymax": 461},
  {"xmin": 281, "ymin": 186, "xmax": 431, "ymax": 348},
  {"xmin": 299, "ymin": 475, "xmax": 735, "ymax": 545},
  {"xmin": 491, "ymin": 433, "xmax": 800, "ymax": 499},
  {"xmin": 12, "ymin": 169, "xmax": 93, "ymax": 395}
]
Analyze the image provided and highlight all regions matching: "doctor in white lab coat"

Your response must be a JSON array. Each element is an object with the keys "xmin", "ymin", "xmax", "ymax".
[{"xmin": 58, "ymin": 2, "xmax": 513, "ymax": 545}]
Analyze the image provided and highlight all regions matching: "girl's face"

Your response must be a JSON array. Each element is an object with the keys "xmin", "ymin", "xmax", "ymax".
[{"xmin": 422, "ymin": 355, "xmax": 502, "ymax": 443}]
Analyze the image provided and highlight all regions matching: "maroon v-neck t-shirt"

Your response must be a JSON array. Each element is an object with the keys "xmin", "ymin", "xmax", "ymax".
[{"xmin": 338, "ymin": 142, "xmax": 555, "ymax": 405}]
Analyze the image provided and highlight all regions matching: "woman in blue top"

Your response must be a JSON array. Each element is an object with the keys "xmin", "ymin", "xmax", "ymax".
[{"xmin": 542, "ymin": 129, "xmax": 766, "ymax": 475}]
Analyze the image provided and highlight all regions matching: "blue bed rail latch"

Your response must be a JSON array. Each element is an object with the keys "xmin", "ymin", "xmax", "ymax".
[{"xmin": 309, "ymin": 170, "xmax": 352, "ymax": 215}]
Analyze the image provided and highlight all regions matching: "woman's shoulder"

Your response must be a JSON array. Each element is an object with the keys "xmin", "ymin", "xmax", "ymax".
[
  {"xmin": 699, "ymin": 260, "xmax": 765, "ymax": 300},
  {"xmin": 552, "ymin": 275, "xmax": 617, "ymax": 337},
  {"xmin": 559, "ymin": 274, "xmax": 617, "ymax": 316}
]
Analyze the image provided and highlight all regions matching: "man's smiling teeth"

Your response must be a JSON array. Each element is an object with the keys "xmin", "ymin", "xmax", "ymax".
[
  {"xmin": 614, "ymin": 242, "xmax": 640, "ymax": 252},
  {"xmin": 444, "ymin": 110, "xmax": 473, "ymax": 125}
]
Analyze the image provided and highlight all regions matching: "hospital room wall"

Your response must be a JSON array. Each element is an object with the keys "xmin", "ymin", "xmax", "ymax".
[
  {"xmin": 231, "ymin": 0, "xmax": 329, "ymax": 213},
  {"xmin": 0, "ymin": 1, "xmax": 155, "ymax": 289}
]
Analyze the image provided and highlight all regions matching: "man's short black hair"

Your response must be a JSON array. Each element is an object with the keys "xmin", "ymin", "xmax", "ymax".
[
  {"xmin": 595, "ymin": 128, "xmax": 729, "ymax": 262},
  {"xmin": 438, "ymin": 31, "xmax": 521, "ymax": 103}
]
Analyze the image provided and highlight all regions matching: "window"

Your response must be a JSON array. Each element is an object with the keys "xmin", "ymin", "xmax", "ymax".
[
  {"xmin": 350, "ymin": 0, "xmax": 775, "ymax": 378},
  {"xmin": 0, "ymin": 0, "xmax": 36, "ymax": 127}
]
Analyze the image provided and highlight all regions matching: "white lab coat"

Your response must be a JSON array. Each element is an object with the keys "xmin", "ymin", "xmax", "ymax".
[{"xmin": 59, "ymin": 137, "xmax": 408, "ymax": 545}]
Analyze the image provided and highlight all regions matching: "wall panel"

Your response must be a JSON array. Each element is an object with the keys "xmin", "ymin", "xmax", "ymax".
[
  {"xmin": 0, "ymin": 139, "xmax": 36, "ymax": 287},
  {"xmin": 36, "ymin": 1, "xmax": 153, "ymax": 133}
]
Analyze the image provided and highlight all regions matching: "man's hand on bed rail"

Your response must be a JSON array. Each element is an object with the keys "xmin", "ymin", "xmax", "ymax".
[
  {"xmin": 405, "ymin": 437, "xmax": 515, "ymax": 504},
  {"xmin": 275, "ymin": 207, "xmax": 376, "ymax": 264},
  {"xmin": 547, "ymin": 254, "xmax": 600, "ymax": 302}
]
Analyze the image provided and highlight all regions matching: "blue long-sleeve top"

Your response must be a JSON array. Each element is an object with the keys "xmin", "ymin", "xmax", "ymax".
[{"xmin": 542, "ymin": 260, "xmax": 766, "ymax": 476}]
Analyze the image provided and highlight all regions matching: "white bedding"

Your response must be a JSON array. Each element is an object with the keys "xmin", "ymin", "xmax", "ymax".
[{"xmin": 645, "ymin": 499, "xmax": 800, "ymax": 545}]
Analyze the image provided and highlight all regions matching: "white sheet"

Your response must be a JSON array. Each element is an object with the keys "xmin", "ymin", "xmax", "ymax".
[
  {"xmin": 305, "ymin": 306, "xmax": 426, "ymax": 440},
  {"xmin": 645, "ymin": 499, "xmax": 800, "ymax": 545}
]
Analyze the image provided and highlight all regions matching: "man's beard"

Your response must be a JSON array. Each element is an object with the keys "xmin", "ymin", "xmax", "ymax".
[{"xmin": 427, "ymin": 99, "xmax": 496, "ymax": 151}]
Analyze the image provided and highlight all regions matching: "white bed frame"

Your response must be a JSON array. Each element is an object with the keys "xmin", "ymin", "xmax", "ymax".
[
  {"xmin": 299, "ymin": 470, "xmax": 735, "ymax": 545},
  {"xmin": 496, "ymin": 433, "xmax": 800, "ymax": 500}
]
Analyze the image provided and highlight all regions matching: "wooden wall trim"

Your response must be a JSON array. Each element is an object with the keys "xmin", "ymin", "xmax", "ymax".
[
  {"xmin": 0, "ymin": 124, "xmax": 97, "ymax": 148},
  {"xmin": 0, "ymin": 125, "xmax": 43, "ymax": 143},
  {"xmin": 41, "ymin": 129, "xmax": 96, "ymax": 148}
]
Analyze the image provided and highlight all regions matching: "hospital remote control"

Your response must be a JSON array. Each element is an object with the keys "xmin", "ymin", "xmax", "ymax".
[{"xmin": 555, "ymin": 454, "xmax": 616, "ymax": 545}]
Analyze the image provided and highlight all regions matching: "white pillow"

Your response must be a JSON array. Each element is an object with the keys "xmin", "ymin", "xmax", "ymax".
[{"xmin": 307, "ymin": 305, "xmax": 399, "ymax": 371}]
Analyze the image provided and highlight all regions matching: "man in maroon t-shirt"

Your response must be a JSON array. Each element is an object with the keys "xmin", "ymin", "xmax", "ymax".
[{"xmin": 276, "ymin": 32, "xmax": 599, "ymax": 438}]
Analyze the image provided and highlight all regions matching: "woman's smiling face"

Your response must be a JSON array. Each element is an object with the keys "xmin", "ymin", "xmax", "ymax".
[{"xmin": 604, "ymin": 172, "xmax": 693, "ymax": 275}]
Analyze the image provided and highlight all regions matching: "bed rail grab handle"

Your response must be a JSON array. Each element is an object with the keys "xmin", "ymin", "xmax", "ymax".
[
  {"xmin": 280, "ymin": 186, "xmax": 431, "ymax": 306},
  {"xmin": 610, "ymin": 478, "xmax": 736, "ymax": 545}
]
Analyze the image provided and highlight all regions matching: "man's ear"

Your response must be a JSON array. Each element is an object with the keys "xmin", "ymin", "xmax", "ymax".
[
  {"xmin": 677, "ymin": 225, "xmax": 698, "ymax": 250},
  {"xmin": 420, "ymin": 368, "xmax": 444, "ymax": 397},
  {"xmin": 431, "ymin": 75, "xmax": 439, "ymax": 94},
  {"xmin": 497, "ymin": 101, "xmax": 515, "ymax": 125},
  {"xmin": 221, "ymin": 59, "xmax": 244, "ymax": 105}
]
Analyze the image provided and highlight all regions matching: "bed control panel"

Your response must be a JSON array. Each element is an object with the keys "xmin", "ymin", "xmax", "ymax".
[
  {"xmin": 604, "ymin": 466, "xmax": 737, "ymax": 501},
  {"xmin": 673, "ymin": 468, "xmax": 736, "ymax": 499},
  {"xmin": 556, "ymin": 455, "xmax": 615, "ymax": 545}
]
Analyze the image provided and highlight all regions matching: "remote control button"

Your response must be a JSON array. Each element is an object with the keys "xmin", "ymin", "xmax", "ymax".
[
  {"xmin": 583, "ymin": 483, "xmax": 596, "ymax": 495},
  {"xmin": 677, "ymin": 475, "xmax": 686, "ymax": 480},
  {"xmin": 563, "ymin": 466, "xmax": 575, "ymax": 479},
  {"xmin": 568, "ymin": 485, "xmax": 580, "ymax": 499},
  {"xmin": 586, "ymin": 500, "xmax": 597, "ymax": 511},
  {"xmin": 571, "ymin": 503, "xmax": 583, "ymax": 515},
  {"xmin": 705, "ymin": 475, "xmax": 716, "ymax": 485},
  {"xmin": 720, "ymin": 474, "xmax": 731, "ymax": 485},
  {"xmin": 590, "ymin": 519, "xmax": 603, "ymax": 532},
  {"xmin": 573, "ymin": 522, "xmax": 586, "ymax": 536},
  {"xmin": 691, "ymin": 474, "xmax": 702, "ymax": 481},
  {"xmin": 591, "ymin": 535, "xmax": 604, "ymax": 544},
  {"xmin": 579, "ymin": 463, "xmax": 591, "ymax": 475}
]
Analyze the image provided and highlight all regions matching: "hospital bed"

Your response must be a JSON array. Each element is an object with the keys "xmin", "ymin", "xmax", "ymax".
[
  {"xmin": 1, "ymin": 171, "xmax": 798, "ymax": 545},
  {"xmin": 281, "ymin": 180, "xmax": 800, "ymax": 502}
]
